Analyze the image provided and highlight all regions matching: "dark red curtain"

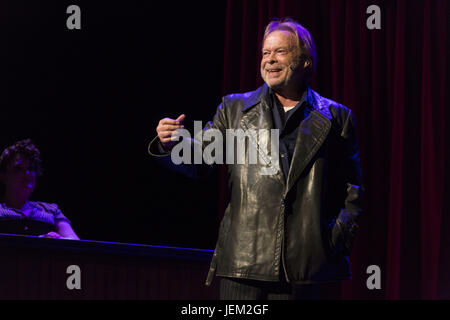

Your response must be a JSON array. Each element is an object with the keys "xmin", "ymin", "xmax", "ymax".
[{"xmin": 218, "ymin": 0, "xmax": 449, "ymax": 299}]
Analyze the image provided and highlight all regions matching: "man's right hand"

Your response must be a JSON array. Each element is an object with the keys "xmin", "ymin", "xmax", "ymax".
[{"xmin": 156, "ymin": 114, "xmax": 186, "ymax": 151}]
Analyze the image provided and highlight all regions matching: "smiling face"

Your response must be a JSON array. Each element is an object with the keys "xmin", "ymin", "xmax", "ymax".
[
  {"xmin": 1, "ymin": 154, "xmax": 36, "ymax": 200},
  {"xmin": 260, "ymin": 30, "xmax": 305, "ymax": 91}
]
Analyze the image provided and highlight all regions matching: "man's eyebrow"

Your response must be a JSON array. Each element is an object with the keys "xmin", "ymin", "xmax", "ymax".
[{"xmin": 262, "ymin": 46, "xmax": 290, "ymax": 51}]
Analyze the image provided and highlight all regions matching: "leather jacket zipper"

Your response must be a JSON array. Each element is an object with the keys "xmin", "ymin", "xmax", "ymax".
[
  {"xmin": 281, "ymin": 199, "xmax": 290, "ymax": 282},
  {"xmin": 281, "ymin": 232, "xmax": 290, "ymax": 282}
]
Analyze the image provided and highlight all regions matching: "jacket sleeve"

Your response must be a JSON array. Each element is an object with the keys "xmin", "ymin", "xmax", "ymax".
[
  {"xmin": 147, "ymin": 97, "xmax": 229, "ymax": 179},
  {"xmin": 330, "ymin": 109, "xmax": 364, "ymax": 256}
]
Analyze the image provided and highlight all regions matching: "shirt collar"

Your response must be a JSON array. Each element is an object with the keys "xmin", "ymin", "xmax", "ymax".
[{"xmin": 268, "ymin": 87, "xmax": 307, "ymax": 110}]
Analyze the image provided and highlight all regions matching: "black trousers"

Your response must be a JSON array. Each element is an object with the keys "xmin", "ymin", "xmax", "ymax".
[{"xmin": 219, "ymin": 276, "xmax": 321, "ymax": 300}]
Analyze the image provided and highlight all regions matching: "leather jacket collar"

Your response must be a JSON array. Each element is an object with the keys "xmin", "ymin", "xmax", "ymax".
[{"xmin": 241, "ymin": 83, "xmax": 333, "ymax": 121}]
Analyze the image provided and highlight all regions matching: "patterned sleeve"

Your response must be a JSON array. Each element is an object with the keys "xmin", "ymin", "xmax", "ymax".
[
  {"xmin": 0, "ymin": 204, "xmax": 23, "ymax": 220},
  {"xmin": 52, "ymin": 205, "xmax": 71, "ymax": 225},
  {"xmin": 35, "ymin": 202, "xmax": 71, "ymax": 225}
]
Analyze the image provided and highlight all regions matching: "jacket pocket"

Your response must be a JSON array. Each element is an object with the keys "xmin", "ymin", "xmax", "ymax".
[
  {"xmin": 329, "ymin": 209, "xmax": 359, "ymax": 257},
  {"xmin": 329, "ymin": 218, "xmax": 345, "ymax": 257}
]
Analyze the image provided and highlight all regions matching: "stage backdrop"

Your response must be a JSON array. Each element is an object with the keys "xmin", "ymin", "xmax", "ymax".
[{"xmin": 218, "ymin": 0, "xmax": 449, "ymax": 300}]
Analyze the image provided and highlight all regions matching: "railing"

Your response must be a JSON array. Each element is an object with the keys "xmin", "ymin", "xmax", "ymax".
[{"xmin": 0, "ymin": 233, "xmax": 218, "ymax": 299}]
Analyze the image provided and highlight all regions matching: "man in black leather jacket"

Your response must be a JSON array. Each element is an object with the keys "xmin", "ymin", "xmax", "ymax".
[{"xmin": 149, "ymin": 18, "xmax": 363, "ymax": 300}]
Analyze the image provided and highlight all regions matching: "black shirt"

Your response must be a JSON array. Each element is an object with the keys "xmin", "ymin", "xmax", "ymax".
[{"xmin": 269, "ymin": 89, "xmax": 307, "ymax": 181}]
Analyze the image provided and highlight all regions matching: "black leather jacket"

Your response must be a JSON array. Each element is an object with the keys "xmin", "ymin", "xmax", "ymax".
[{"xmin": 149, "ymin": 84, "xmax": 364, "ymax": 285}]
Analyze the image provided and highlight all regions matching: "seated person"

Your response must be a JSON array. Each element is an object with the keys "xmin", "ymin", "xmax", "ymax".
[{"xmin": 0, "ymin": 139, "xmax": 79, "ymax": 240}]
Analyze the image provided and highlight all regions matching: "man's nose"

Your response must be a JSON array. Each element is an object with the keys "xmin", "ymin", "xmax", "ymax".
[{"xmin": 267, "ymin": 53, "xmax": 277, "ymax": 63}]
